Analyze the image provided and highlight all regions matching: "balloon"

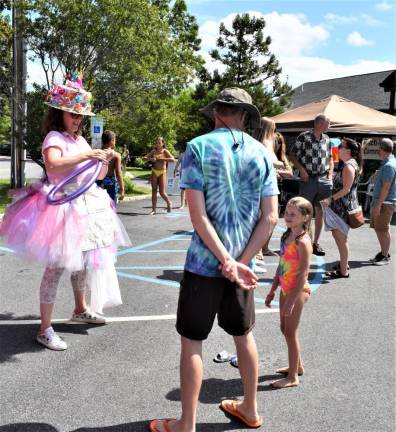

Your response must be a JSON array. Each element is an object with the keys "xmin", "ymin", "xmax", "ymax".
[{"xmin": 47, "ymin": 160, "xmax": 103, "ymax": 205}]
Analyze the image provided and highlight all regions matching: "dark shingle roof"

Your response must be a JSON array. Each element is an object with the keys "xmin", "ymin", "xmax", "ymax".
[{"xmin": 291, "ymin": 70, "xmax": 395, "ymax": 112}]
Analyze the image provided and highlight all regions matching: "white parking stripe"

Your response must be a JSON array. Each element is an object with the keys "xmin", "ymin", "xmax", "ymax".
[{"xmin": 0, "ymin": 308, "xmax": 278, "ymax": 325}]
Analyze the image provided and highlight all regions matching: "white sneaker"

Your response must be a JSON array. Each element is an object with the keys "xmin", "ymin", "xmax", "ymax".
[
  {"xmin": 71, "ymin": 308, "xmax": 106, "ymax": 324},
  {"xmin": 36, "ymin": 327, "xmax": 67, "ymax": 351}
]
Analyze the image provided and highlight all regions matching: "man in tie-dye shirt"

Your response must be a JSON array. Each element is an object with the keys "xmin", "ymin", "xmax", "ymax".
[{"xmin": 149, "ymin": 88, "xmax": 279, "ymax": 432}]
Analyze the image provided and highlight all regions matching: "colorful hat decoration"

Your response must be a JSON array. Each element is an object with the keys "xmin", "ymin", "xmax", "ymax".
[{"xmin": 44, "ymin": 71, "xmax": 95, "ymax": 116}]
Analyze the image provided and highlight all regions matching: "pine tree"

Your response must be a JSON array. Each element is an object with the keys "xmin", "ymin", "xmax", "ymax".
[{"xmin": 206, "ymin": 13, "xmax": 293, "ymax": 117}]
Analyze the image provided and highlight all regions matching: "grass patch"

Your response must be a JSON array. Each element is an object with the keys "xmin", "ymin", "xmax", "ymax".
[
  {"xmin": 0, "ymin": 180, "xmax": 11, "ymax": 214},
  {"xmin": 124, "ymin": 175, "xmax": 150, "ymax": 196},
  {"xmin": 126, "ymin": 167, "xmax": 151, "ymax": 180},
  {"xmin": 0, "ymin": 176, "xmax": 150, "ymax": 214},
  {"xmin": 127, "ymin": 183, "xmax": 151, "ymax": 196}
]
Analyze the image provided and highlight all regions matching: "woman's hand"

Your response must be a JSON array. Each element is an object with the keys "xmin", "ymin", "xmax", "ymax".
[
  {"xmin": 87, "ymin": 149, "xmax": 110, "ymax": 164},
  {"xmin": 104, "ymin": 149, "xmax": 115, "ymax": 161},
  {"xmin": 321, "ymin": 197, "xmax": 331, "ymax": 207}
]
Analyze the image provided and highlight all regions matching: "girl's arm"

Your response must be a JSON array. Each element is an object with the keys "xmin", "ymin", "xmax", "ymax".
[
  {"xmin": 265, "ymin": 266, "xmax": 280, "ymax": 307},
  {"xmin": 283, "ymin": 236, "xmax": 312, "ymax": 316},
  {"xmin": 114, "ymin": 152, "xmax": 125, "ymax": 200},
  {"xmin": 44, "ymin": 147, "xmax": 110, "ymax": 174}
]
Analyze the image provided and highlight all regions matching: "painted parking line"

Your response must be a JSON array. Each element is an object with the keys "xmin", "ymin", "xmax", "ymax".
[
  {"xmin": 0, "ymin": 308, "xmax": 279, "ymax": 325},
  {"xmin": 0, "ymin": 225, "xmax": 324, "ymax": 324}
]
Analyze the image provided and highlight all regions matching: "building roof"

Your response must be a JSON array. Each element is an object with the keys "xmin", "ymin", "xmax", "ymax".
[
  {"xmin": 291, "ymin": 70, "xmax": 395, "ymax": 112},
  {"xmin": 272, "ymin": 95, "xmax": 396, "ymax": 135}
]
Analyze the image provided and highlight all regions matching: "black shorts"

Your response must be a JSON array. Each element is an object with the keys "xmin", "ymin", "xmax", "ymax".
[{"xmin": 176, "ymin": 270, "xmax": 255, "ymax": 341}]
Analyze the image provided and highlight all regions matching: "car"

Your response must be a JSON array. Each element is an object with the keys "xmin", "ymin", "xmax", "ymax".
[{"xmin": 0, "ymin": 142, "xmax": 11, "ymax": 156}]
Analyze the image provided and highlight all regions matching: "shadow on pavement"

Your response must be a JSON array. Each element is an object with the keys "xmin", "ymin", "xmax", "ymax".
[
  {"xmin": 0, "ymin": 312, "xmax": 40, "ymax": 321},
  {"xmin": 166, "ymin": 373, "xmax": 283, "ymax": 405},
  {"xmin": 157, "ymin": 269, "xmax": 183, "ymax": 283},
  {"xmin": 0, "ymin": 421, "xmax": 253, "ymax": 432},
  {"xmin": 116, "ymin": 211, "xmax": 149, "ymax": 217},
  {"xmin": 0, "ymin": 323, "xmax": 98, "ymax": 363},
  {"xmin": 0, "ymin": 423, "xmax": 58, "ymax": 431}
]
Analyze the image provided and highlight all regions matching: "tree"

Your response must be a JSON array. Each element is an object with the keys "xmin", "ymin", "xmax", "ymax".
[
  {"xmin": 23, "ymin": 0, "xmax": 203, "ymax": 158},
  {"xmin": 205, "ymin": 13, "xmax": 293, "ymax": 117},
  {"xmin": 0, "ymin": 0, "xmax": 12, "ymax": 143}
]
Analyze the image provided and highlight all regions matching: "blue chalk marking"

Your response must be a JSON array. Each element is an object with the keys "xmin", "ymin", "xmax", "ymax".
[
  {"xmin": 308, "ymin": 255, "xmax": 325, "ymax": 293},
  {"xmin": 116, "ymin": 271, "xmax": 179, "ymax": 287},
  {"xmin": 0, "ymin": 246, "xmax": 14, "ymax": 253},
  {"xmin": 117, "ymin": 232, "xmax": 189, "ymax": 256}
]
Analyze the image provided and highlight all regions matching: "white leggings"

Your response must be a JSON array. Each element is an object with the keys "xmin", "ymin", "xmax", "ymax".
[{"xmin": 40, "ymin": 267, "xmax": 86, "ymax": 304}]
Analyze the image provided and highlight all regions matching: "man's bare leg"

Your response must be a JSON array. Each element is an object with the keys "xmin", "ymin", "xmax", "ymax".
[{"xmin": 230, "ymin": 332, "xmax": 260, "ymax": 421}]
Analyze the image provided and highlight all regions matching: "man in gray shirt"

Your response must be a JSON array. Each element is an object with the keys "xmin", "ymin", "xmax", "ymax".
[{"xmin": 289, "ymin": 114, "xmax": 334, "ymax": 256}]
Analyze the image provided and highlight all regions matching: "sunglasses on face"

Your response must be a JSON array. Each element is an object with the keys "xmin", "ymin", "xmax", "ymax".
[{"xmin": 70, "ymin": 113, "xmax": 83, "ymax": 119}]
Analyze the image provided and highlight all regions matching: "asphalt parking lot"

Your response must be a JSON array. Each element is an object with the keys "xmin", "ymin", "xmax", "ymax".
[{"xmin": 0, "ymin": 195, "xmax": 395, "ymax": 432}]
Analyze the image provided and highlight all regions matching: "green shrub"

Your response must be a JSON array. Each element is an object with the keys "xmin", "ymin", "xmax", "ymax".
[
  {"xmin": 124, "ymin": 175, "xmax": 135, "ymax": 194},
  {"xmin": 133, "ymin": 157, "xmax": 147, "ymax": 168}
]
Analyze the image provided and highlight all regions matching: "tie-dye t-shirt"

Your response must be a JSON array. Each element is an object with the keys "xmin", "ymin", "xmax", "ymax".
[{"xmin": 180, "ymin": 128, "xmax": 279, "ymax": 277}]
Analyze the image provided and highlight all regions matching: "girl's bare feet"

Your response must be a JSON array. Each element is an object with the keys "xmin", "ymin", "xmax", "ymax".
[
  {"xmin": 276, "ymin": 366, "xmax": 304, "ymax": 376},
  {"xmin": 270, "ymin": 377, "xmax": 299, "ymax": 389}
]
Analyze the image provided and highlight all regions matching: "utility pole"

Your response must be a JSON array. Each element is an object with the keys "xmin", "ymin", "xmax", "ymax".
[{"xmin": 11, "ymin": 0, "xmax": 26, "ymax": 188}]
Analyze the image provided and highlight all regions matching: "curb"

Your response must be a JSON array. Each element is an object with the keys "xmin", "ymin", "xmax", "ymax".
[{"xmin": 122, "ymin": 194, "xmax": 151, "ymax": 202}]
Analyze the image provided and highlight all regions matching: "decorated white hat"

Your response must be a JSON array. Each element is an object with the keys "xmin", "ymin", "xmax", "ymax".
[{"xmin": 44, "ymin": 72, "xmax": 95, "ymax": 116}]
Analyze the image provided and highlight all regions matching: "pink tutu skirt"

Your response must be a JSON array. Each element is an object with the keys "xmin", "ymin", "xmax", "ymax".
[{"xmin": 0, "ymin": 181, "xmax": 131, "ymax": 272}]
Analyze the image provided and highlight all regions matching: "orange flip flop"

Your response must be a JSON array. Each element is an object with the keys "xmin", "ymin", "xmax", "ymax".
[
  {"xmin": 220, "ymin": 399, "xmax": 263, "ymax": 429},
  {"xmin": 148, "ymin": 418, "xmax": 176, "ymax": 432}
]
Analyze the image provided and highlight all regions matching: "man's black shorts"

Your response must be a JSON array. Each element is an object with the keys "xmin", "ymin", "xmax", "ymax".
[{"xmin": 176, "ymin": 270, "xmax": 255, "ymax": 341}]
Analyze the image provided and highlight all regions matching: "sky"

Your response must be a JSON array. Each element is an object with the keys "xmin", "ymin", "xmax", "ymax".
[
  {"xmin": 184, "ymin": 0, "xmax": 396, "ymax": 87},
  {"xmin": 26, "ymin": 0, "xmax": 396, "ymax": 89}
]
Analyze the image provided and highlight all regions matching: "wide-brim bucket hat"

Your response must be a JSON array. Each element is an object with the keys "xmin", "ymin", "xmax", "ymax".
[
  {"xmin": 200, "ymin": 87, "xmax": 261, "ymax": 129},
  {"xmin": 44, "ymin": 72, "xmax": 95, "ymax": 116}
]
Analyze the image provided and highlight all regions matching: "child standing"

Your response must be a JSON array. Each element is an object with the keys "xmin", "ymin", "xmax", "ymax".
[
  {"xmin": 173, "ymin": 147, "xmax": 187, "ymax": 209},
  {"xmin": 0, "ymin": 73, "xmax": 131, "ymax": 351},
  {"xmin": 96, "ymin": 130, "xmax": 125, "ymax": 206},
  {"xmin": 143, "ymin": 136, "xmax": 175, "ymax": 215},
  {"xmin": 266, "ymin": 196, "xmax": 313, "ymax": 388}
]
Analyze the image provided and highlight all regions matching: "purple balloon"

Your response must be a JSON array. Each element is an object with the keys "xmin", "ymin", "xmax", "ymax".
[{"xmin": 47, "ymin": 160, "xmax": 103, "ymax": 205}]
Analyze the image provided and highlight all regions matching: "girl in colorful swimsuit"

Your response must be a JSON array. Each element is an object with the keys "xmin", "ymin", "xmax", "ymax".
[
  {"xmin": 265, "ymin": 196, "xmax": 313, "ymax": 388},
  {"xmin": 0, "ymin": 73, "xmax": 131, "ymax": 351},
  {"xmin": 143, "ymin": 136, "xmax": 175, "ymax": 215}
]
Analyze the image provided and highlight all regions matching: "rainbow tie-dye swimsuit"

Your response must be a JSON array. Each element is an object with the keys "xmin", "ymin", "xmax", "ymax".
[{"xmin": 278, "ymin": 239, "xmax": 311, "ymax": 296}]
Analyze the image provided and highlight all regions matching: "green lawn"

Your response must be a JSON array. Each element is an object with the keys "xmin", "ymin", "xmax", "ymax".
[
  {"xmin": 127, "ymin": 183, "xmax": 151, "ymax": 196},
  {"xmin": 0, "ymin": 177, "xmax": 150, "ymax": 214},
  {"xmin": 0, "ymin": 180, "xmax": 11, "ymax": 214},
  {"xmin": 126, "ymin": 167, "xmax": 151, "ymax": 180}
]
